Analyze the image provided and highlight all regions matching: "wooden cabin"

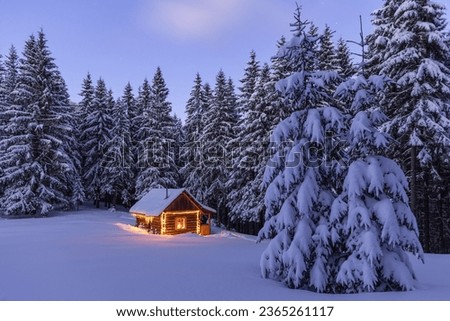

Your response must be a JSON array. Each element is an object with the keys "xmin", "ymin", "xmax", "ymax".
[{"xmin": 129, "ymin": 188, "xmax": 215, "ymax": 236}]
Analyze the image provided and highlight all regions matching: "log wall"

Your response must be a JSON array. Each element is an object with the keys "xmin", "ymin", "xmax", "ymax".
[{"xmin": 163, "ymin": 212, "xmax": 199, "ymax": 235}]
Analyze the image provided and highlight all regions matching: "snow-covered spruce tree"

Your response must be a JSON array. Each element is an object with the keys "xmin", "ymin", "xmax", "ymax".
[
  {"xmin": 181, "ymin": 73, "xmax": 208, "ymax": 201},
  {"xmin": 100, "ymin": 84, "xmax": 135, "ymax": 207},
  {"xmin": 0, "ymin": 52, "xmax": 5, "ymax": 199},
  {"xmin": 0, "ymin": 41, "xmax": 35, "ymax": 215},
  {"xmin": 131, "ymin": 78, "xmax": 151, "ymax": 184},
  {"xmin": 318, "ymin": 25, "xmax": 335, "ymax": 71},
  {"xmin": 331, "ymin": 73, "xmax": 424, "ymax": 293},
  {"xmin": 271, "ymin": 36, "xmax": 289, "ymax": 79},
  {"xmin": 258, "ymin": 9, "xmax": 346, "ymax": 292},
  {"xmin": 81, "ymin": 78, "xmax": 114, "ymax": 207},
  {"xmin": 172, "ymin": 113, "xmax": 185, "ymax": 186},
  {"xmin": 67, "ymin": 100, "xmax": 85, "ymax": 210},
  {"xmin": 227, "ymin": 51, "xmax": 261, "ymax": 228},
  {"xmin": 0, "ymin": 46, "xmax": 19, "ymax": 200},
  {"xmin": 135, "ymin": 67, "xmax": 178, "ymax": 199},
  {"xmin": 305, "ymin": 22, "xmax": 320, "ymax": 72},
  {"xmin": 0, "ymin": 46, "xmax": 19, "ymax": 131},
  {"xmin": 0, "ymin": 31, "xmax": 82, "ymax": 215},
  {"xmin": 237, "ymin": 50, "xmax": 260, "ymax": 115},
  {"xmin": 365, "ymin": 0, "xmax": 402, "ymax": 76},
  {"xmin": 371, "ymin": 0, "xmax": 450, "ymax": 253},
  {"xmin": 226, "ymin": 77, "xmax": 239, "ymax": 126},
  {"xmin": 228, "ymin": 64, "xmax": 280, "ymax": 231},
  {"xmin": 201, "ymin": 70, "xmax": 237, "ymax": 225},
  {"xmin": 317, "ymin": 25, "xmax": 342, "ymax": 101},
  {"xmin": 269, "ymin": 36, "xmax": 291, "ymax": 124},
  {"xmin": 78, "ymin": 73, "xmax": 95, "ymax": 171},
  {"xmin": 334, "ymin": 38, "xmax": 357, "ymax": 80}
]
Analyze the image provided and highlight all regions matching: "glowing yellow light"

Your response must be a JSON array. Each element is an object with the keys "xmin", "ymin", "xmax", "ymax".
[{"xmin": 175, "ymin": 217, "xmax": 186, "ymax": 230}]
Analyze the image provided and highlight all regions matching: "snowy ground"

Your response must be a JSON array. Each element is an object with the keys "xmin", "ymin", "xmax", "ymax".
[{"xmin": 0, "ymin": 208, "xmax": 449, "ymax": 301}]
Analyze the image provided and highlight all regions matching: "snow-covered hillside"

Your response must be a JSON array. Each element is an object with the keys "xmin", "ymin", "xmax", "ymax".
[{"xmin": 0, "ymin": 209, "xmax": 448, "ymax": 301}]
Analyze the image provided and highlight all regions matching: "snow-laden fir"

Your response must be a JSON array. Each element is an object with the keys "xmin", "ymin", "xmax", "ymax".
[{"xmin": 258, "ymin": 8, "xmax": 423, "ymax": 293}]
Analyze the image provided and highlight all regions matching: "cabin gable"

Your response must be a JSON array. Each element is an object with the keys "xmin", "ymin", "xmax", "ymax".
[{"xmin": 165, "ymin": 192, "xmax": 201, "ymax": 213}]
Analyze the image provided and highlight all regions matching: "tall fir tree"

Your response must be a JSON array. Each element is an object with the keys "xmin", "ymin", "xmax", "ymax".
[
  {"xmin": 370, "ymin": 0, "xmax": 450, "ymax": 253},
  {"xmin": 135, "ymin": 67, "xmax": 178, "ymax": 199},
  {"xmin": 77, "ymin": 72, "xmax": 95, "ymax": 187},
  {"xmin": 305, "ymin": 22, "xmax": 320, "ymax": 72},
  {"xmin": 0, "ymin": 46, "xmax": 19, "ymax": 140},
  {"xmin": 172, "ymin": 113, "xmax": 185, "ymax": 186},
  {"xmin": 226, "ymin": 52, "xmax": 260, "ymax": 228},
  {"xmin": 238, "ymin": 50, "xmax": 260, "ymax": 115},
  {"xmin": 131, "ymin": 78, "xmax": 151, "ymax": 187},
  {"xmin": 201, "ymin": 70, "xmax": 237, "ymax": 225},
  {"xmin": 330, "ymin": 73, "xmax": 424, "ymax": 292},
  {"xmin": 269, "ymin": 36, "xmax": 291, "ymax": 123},
  {"xmin": 181, "ymin": 73, "xmax": 207, "ymax": 201},
  {"xmin": 318, "ymin": 25, "xmax": 335, "ymax": 71},
  {"xmin": 365, "ymin": 0, "xmax": 401, "ymax": 76},
  {"xmin": 334, "ymin": 38, "xmax": 357, "ymax": 79},
  {"xmin": 228, "ymin": 64, "xmax": 281, "ymax": 232},
  {"xmin": 0, "ymin": 52, "xmax": 5, "ymax": 199},
  {"xmin": 0, "ymin": 31, "xmax": 82, "ymax": 215},
  {"xmin": 258, "ymin": 9, "xmax": 346, "ymax": 291},
  {"xmin": 100, "ymin": 84, "xmax": 135, "ymax": 207},
  {"xmin": 81, "ymin": 78, "xmax": 114, "ymax": 207}
]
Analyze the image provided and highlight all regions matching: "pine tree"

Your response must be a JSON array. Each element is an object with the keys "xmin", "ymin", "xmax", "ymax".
[
  {"xmin": 135, "ymin": 68, "xmax": 178, "ymax": 199},
  {"xmin": 228, "ymin": 64, "xmax": 280, "ymax": 231},
  {"xmin": 370, "ymin": 0, "xmax": 450, "ymax": 253},
  {"xmin": 270, "ymin": 36, "xmax": 291, "ymax": 123},
  {"xmin": 305, "ymin": 22, "xmax": 320, "ymax": 72},
  {"xmin": 67, "ymin": 100, "xmax": 85, "ymax": 210},
  {"xmin": 318, "ymin": 25, "xmax": 335, "ymax": 71},
  {"xmin": 172, "ymin": 113, "xmax": 185, "ymax": 187},
  {"xmin": 258, "ymin": 9, "xmax": 345, "ymax": 292},
  {"xmin": 227, "ymin": 52, "xmax": 260, "ymax": 228},
  {"xmin": 0, "ymin": 52, "xmax": 5, "ymax": 199},
  {"xmin": 0, "ymin": 31, "xmax": 82, "ymax": 215},
  {"xmin": 78, "ymin": 73, "xmax": 95, "ymax": 119},
  {"xmin": 100, "ymin": 84, "xmax": 135, "ymax": 207},
  {"xmin": 181, "ymin": 73, "xmax": 207, "ymax": 200},
  {"xmin": 81, "ymin": 78, "xmax": 114, "ymax": 207},
  {"xmin": 201, "ymin": 70, "xmax": 237, "ymax": 225},
  {"xmin": 334, "ymin": 38, "xmax": 357, "ymax": 79},
  {"xmin": 0, "ymin": 46, "xmax": 19, "ymax": 141},
  {"xmin": 131, "ymin": 78, "xmax": 151, "ymax": 188},
  {"xmin": 226, "ymin": 77, "xmax": 239, "ymax": 125},
  {"xmin": 78, "ymin": 72, "xmax": 95, "ymax": 182},
  {"xmin": 331, "ymin": 74, "xmax": 424, "ymax": 292},
  {"xmin": 133, "ymin": 79, "xmax": 151, "ymax": 137},
  {"xmin": 365, "ymin": 0, "xmax": 401, "ymax": 76},
  {"xmin": 238, "ymin": 50, "xmax": 260, "ymax": 114}
]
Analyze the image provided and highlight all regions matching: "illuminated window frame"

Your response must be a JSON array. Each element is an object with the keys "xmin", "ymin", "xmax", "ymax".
[{"xmin": 175, "ymin": 217, "xmax": 187, "ymax": 230}]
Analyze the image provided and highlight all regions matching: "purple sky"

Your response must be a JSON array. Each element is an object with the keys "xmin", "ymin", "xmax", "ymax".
[{"xmin": 1, "ymin": 0, "xmax": 449, "ymax": 119}]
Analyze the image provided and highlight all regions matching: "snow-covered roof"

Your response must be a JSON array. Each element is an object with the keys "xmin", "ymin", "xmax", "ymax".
[{"xmin": 129, "ymin": 188, "xmax": 216, "ymax": 216}]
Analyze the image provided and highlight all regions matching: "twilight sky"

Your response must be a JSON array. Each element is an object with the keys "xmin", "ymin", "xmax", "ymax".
[{"xmin": 0, "ymin": 0, "xmax": 449, "ymax": 119}]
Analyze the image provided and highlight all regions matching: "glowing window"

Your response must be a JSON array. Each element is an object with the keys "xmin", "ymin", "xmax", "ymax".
[{"xmin": 175, "ymin": 217, "xmax": 186, "ymax": 230}]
